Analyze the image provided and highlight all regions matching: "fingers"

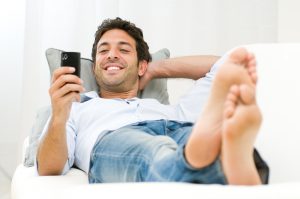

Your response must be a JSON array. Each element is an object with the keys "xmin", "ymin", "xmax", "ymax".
[
  {"xmin": 50, "ymin": 66, "xmax": 84, "ymax": 90},
  {"xmin": 138, "ymin": 78, "xmax": 146, "ymax": 91},
  {"xmin": 49, "ymin": 67, "xmax": 85, "ymax": 102},
  {"xmin": 138, "ymin": 62, "xmax": 154, "ymax": 90},
  {"xmin": 51, "ymin": 74, "xmax": 83, "ymax": 93},
  {"xmin": 52, "ymin": 67, "xmax": 75, "ymax": 84},
  {"xmin": 51, "ymin": 83, "xmax": 84, "ymax": 101},
  {"xmin": 57, "ymin": 90, "xmax": 81, "ymax": 104},
  {"xmin": 49, "ymin": 67, "xmax": 84, "ymax": 122}
]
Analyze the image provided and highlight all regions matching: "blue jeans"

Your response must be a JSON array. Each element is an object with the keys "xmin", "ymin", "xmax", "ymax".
[{"xmin": 88, "ymin": 120, "xmax": 227, "ymax": 184}]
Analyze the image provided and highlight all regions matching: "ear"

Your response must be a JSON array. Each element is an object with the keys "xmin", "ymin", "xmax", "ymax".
[{"xmin": 138, "ymin": 60, "xmax": 148, "ymax": 77}]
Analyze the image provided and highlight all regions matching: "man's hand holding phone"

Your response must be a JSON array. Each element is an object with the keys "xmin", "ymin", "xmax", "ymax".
[
  {"xmin": 49, "ymin": 52, "xmax": 85, "ymax": 124},
  {"xmin": 38, "ymin": 52, "xmax": 84, "ymax": 175}
]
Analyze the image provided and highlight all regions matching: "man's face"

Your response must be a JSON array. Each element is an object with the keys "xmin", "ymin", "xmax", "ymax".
[{"xmin": 94, "ymin": 29, "xmax": 145, "ymax": 93}]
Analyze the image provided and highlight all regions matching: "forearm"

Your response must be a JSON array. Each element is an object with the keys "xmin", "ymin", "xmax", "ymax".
[
  {"xmin": 37, "ymin": 67, "xmax": 83, "ymax": 175},
  {"xmin": 37, "ymin": 117, "xmax": 68, "ymax": 176},
  {"xmin": 152, "ymin": 55, "xmax": 220, "ymax": 80}
]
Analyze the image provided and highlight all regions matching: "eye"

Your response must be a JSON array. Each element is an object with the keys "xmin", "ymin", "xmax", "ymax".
[
  {"xmin": 120, "ymin": 49, "xmax": 129, "ymax": 53},
  {"xmin": 98, "ymin": 49, "xmax": 108, "ymax": 54}
]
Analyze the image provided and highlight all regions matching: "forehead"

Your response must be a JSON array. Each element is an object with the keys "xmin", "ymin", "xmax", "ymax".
[{"xmin": 97, "ymin": 29, "xmax": 136, "ymax": 48}]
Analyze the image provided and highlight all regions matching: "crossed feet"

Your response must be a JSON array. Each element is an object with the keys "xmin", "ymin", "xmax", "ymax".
[{"xmin": 185, "ymin": 47, "xmax": 262, "ymax": 185}]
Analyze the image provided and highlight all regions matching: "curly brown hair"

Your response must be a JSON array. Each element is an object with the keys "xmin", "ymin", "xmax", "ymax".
[{"xmin": 91, "ymin": 17, "xmax": 152, "ymax": 63}]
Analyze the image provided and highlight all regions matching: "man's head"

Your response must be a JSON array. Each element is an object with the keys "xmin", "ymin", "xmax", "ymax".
[
  {"xmin": 91, "ymin": 18, "xmax": 151, "ymax": 97},
  {"xmin": 92, "ymin": 18, "xmax": 151, "ymax": 63}
]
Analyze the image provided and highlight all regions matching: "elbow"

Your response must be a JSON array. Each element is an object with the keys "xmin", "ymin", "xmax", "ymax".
[
  {"xmin": 38, "ymin": 167, "xmax": 63, "ymax": 176},
  {"xmin": 37, "ymin": 160, "xmax": 64, "ymax": 176},
  {"xmin": 36, "ymin": 151, "xmax": 67, "ymax": 176}
]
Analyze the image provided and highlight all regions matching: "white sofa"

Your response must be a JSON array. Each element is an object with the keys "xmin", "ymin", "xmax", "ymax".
[{"xmin": 11, "ymin": 43, "xmax": 300, "ymax": 199}]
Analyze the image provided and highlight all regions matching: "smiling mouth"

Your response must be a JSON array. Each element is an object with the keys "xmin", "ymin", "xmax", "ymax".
[
  {"xmin": 106, "ymin": 66, "xmax": 122, "ymax": 71},
  {"xmin": 103, "ymin": 62, "xmax": 125, "ymax": 71}
]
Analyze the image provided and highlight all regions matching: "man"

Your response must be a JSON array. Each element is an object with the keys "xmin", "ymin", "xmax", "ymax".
[{"xmin": 37, "ymin": 18, "xmax": 268, "ymax": 185}]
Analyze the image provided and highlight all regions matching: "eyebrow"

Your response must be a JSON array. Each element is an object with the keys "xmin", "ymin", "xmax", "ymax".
[{"xmin": 97, "ymin": 41, "xmax": 133, "ymax": 49}]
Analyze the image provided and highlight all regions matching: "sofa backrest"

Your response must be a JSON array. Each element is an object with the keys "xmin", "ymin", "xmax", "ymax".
[{"xmin": 244, "ymin": 44, "xmax": 299, "ymax": 183}]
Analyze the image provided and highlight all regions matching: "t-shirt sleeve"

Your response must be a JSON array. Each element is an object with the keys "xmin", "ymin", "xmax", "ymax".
[{"xmin": 175, "ymin": 54, "xmax": 228, "ymax": 122}]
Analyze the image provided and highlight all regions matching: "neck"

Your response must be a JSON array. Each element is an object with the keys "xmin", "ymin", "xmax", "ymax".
[
  {"xmin": 100, "ymin": 89, "xmax": 138, "ymax": 99},
  {"xmin": 99, "ymin": 83, "xmax": 139, "ymax": 99}
]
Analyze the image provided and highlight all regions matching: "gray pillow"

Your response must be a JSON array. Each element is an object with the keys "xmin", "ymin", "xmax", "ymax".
[
  {"xmin": 45, "ymin": 48, "xmax": 170, "ymax": 102},
  {"xmin": 24, "ymin": 48, "xmax": 170, "ymax": 167}
]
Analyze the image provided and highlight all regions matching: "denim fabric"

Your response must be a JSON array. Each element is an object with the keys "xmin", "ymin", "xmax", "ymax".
[{"xmin": 88, "ymin": 120, "xmax": 227, "ymax": 184}]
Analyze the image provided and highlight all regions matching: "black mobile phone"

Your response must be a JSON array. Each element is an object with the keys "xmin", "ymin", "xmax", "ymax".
[{"xmin": 61, "ymin": 52, "xmax": 81, "ymax": 77}]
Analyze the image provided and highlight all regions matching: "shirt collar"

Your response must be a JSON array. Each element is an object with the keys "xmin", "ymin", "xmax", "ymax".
[
  {"xmin": 80, "ymin": 91, "xmax": 99, "ymax": 102},
  {"xmin": 81, "ymin": 91, "xmax": 139, "ymax": 102}
]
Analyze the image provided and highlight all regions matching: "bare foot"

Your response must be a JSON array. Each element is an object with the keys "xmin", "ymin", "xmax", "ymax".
[
  {"xmin": 221, "ymin": 84, "xmax": 262, "ymax": 185},
  {"xmin": 185, "ymin": 47, "xmax": 257, "ymax": 168}
]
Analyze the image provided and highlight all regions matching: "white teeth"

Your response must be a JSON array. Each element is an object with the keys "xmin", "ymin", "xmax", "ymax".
[{"xmin": 107, "ymin": 66, "xmax": 121, "ymax": 71}]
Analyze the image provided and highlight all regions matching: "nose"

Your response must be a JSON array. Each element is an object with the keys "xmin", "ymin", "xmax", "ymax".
[{"xmin": 107, "ymin": 48, "xmax": 119, "ymax": 60}]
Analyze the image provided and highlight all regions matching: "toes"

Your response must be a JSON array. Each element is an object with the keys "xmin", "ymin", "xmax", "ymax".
[
  {"xmin": 248, "ymin": 65, "xmax": 256, "ymax": 73},
  {"xmin": 224, "ymin": 105, "xmax": 235, "ymax": 118},
  {"xmin": 228, "ymin": 47, "xmax": 248, "ymax": 64},
  {"xmin": 224, "ymin": 84, "xmax": 256, "ymax": 121},
  {"xmin": 229, "ymin": 48, "xmax": 258, "ymax": 85},
  {"xmin": 247, "ymin": 52, "xmax": 255, "ymax": 61},
  {"xmin": 247, "ymin": 58, "xmax": 257, "ymax": 84},
  {"xmin": 250, "ymin": 73, "xmax": 258, "ymax": 84},
  {"xmin": 239, "ymin": 84, "xmax": 255, "ymax": 104},
  {"xmin": 224, "ymin": 85, "xmax": 239, "ymax": 118},
  {"xmin": 248, "ymin": 58, "xmax": 256, "ymax": 68},
  {"xmin": 228, "ymin": 85, "xmax": 239, "ymax": 100}
]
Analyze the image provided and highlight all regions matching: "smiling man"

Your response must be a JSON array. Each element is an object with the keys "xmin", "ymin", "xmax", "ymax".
[
  {"xmin": 36, "ymin": 18, "xmax": 268, "ymax": 185},
  {"xmin": 94, "ymin": 29, "xmax": 147, "ymax": 97}
]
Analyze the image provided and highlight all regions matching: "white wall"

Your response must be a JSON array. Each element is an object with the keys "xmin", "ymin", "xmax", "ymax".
[
  {"xmin": 0, "ymin": 0, "xmax": 26, "ymax": 177},
  {"xmin": 278, "ymin": 0, "xmax": 300, "ymax": 42},
  {"xmin": 4, "ymin": 0, "xmax": 300, "ymax": 181},
  {"xmin": 19, "ymin": 0, "xmax": 278, "ymax": 150}
]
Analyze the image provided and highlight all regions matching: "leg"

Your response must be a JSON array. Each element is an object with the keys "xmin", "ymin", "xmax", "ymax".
[
  {"xmin": 141, "ymin": 120, "xmax": 226, "ymax": 183},
  {"xmin": 222, "ymin": 84, "xmax": 262, "ymax": 185},
  {"xmin": 88, "ymin": 126, "xmax": 178, "ymax": 182},
  {"xmin": 185, "ymin": 47, "xmax": 257, "ymax": 168},
  {"xmin": 89, "ymin": 121, "xmax": 226, "ymax": 184}
]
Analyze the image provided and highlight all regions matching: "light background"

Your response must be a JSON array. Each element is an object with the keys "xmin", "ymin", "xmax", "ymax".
[{"xmin": 1, "ymin": 0, "xmax": 300, "ymax": 183}]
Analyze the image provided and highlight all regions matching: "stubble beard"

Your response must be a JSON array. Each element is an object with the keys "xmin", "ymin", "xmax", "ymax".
[{"xmin": 94, "ymin": 62, "xmax": 139, "ymax": 93}]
